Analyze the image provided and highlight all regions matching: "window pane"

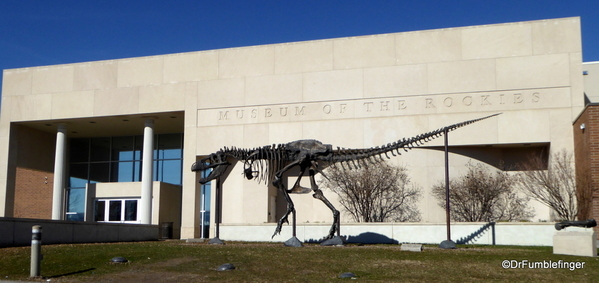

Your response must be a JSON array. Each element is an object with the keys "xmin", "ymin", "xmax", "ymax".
[
  {"xmin": 201, "ymin": 181, "xmax": 211, "ymax": 212},
  {"xmin": 89, "ymin": 163, "xmax": 110, "ymax": 183},
  {"xmin": 90, "ymin": 137, "xmax": 111, "ymax": 162},
  {"xmin": 94, "ymin": 200, "xmax": 105, "ymax": 221},
  {"xmin": 67, "ymin": 188, "xmax": 86, "ymax": 213},
  {"xmin": 157, "ymin": 134, "xmax": 182, "ymax": 159},
  {"xmin": 69, "ymin": 139, "xmax": 89, "ymax": 162},
  {"xmin": 66, "ymin": 188, "xmax": 86, "ymax": 221},
  {"xmin": 156, "ymin": 160, "xmax": 182, "ymax": 185},
  {"xmin": 111, "ymin": 136, "xmax": 134, "ymax": 161},
  {"xmin": 69, "ymin": 163, "xmax": 88, "ymax": 187},
  {"xmin": 133, "ymin": 161, "xmax": 141, "ymax": 182},
  {"xmin": 134, "ymin": 136, "xmax": 143, "ymax": 160},
  {"xmin": 109, "ymin": 200, "xmax": 121, "ymax": 221},
  {"xmin": 124, "ymin": 200, "xmax": 138, "ymax": 221},
  {"xmin": 111, "ymin": 161, "xmax": 134, "ymax": 182}
]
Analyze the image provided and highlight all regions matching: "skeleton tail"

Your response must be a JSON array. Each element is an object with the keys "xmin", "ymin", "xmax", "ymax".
[{"xmin": 331, "ymin": 113, "xmax": 501, "ymax": 168}]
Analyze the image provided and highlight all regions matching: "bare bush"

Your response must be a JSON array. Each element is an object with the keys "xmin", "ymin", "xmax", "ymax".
[
  {"xmin": 321, "ymin": 161, "xmax": 421, "ymax": 222},
  {"xmin": 516, "ymin": 150, "xmax": 578, "ymax": 221},
  {"xmin": 432, "ymin": 162, "xmax": 534, "ymax": 222}
]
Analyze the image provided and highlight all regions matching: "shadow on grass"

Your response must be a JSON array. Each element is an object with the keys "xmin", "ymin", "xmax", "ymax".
[
  {"xmin": 47, "ymin": 268, "xmax": 96, "ymax": 279},
  {"xmin": 305, "ymin": 232, "xmax": 399, "ymax": 244}
]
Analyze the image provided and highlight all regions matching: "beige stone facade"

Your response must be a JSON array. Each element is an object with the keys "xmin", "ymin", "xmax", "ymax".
[{"xmin": 0, "ymin": 17, "xmax": 585, "ymax": 239}]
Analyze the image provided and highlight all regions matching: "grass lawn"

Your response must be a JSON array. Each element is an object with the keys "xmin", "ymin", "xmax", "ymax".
[{"xmin": 1, "ymin": 241, "xmax": 598, "ymax": 282}]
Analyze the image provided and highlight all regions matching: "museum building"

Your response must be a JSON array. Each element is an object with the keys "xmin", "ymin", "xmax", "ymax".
[{"xmin": 0, "ymin": 17, "xmax": 594, "ymax": 240}]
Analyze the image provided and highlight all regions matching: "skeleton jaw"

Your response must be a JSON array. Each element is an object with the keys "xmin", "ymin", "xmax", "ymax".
[{"xmin": 191, "ymin": 160, "xmax": 230, "ymax": 184}]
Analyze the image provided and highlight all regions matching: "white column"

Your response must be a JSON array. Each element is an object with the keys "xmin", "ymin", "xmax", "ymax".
[
  {"xmin": 140, "ymin": 119, "xmax": 154, "ymax": 224},
  {"xmin": 51, "ymin": 124, "xmax": 67, "ymax": 220}
]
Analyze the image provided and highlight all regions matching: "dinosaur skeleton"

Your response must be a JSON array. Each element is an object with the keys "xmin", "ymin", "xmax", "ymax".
[{"xmin": 191, "ymin": 113, "xmax": 500, "ymax": 241}]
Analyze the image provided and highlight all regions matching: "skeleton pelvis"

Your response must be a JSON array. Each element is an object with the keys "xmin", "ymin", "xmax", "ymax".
[{"xmin": 288, "ymin": 184, "xmax": 312, "ymax": 194}]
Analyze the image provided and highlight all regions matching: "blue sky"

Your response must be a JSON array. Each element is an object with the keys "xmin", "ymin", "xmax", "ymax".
[{"xmin": 1, "ymin": 0, "xmax": 599, "ymax": 77}]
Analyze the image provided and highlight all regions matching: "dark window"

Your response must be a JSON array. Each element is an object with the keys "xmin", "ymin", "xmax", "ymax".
[
  {"xmin": 69, "ymin": 164, "xmax": 88, "ymax": 187},
  {"xmin": 125, "ymin": 200, "xmax": 138, "ymax": 221},
  {"xmin": 89, "ymin": 162, "xmax": 110, "ymax": 183},
  {"xmin": 111, "ymin": 136, "xmax": 135, "ymax": 161},
  {"xmin": 156, "ymin": 134, "xmax": 183, "ymax": 159},
  {"xmin": 69, "ymin": 139, "xmax": 89, "ymax": 163},
  {"xmin": 94, "ymin": 200, "xmax": 105, "ymax": 222},
  {"xmin": 108, "ymin": 200, "xmax": 121, "ymax": 221},
  {"xmin": 90, "ymin": 137, "xmax": 111, "ymax": 162}
]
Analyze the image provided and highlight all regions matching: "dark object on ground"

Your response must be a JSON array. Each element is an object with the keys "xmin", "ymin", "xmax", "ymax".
[
  {"xmin": 208, "ymin": 237, "xmax": 225, "ymax": 245},
  {"xmin": 110, "ymin": 257, "xmax": 128, "ymax": 263},
  {"xmin": 339, "ymin": 272, "xmax": 357, "ymax": 279},
  {"xmin": 555, "ymin": 219, "xmax": 597, "ymax": 230},
  {"xmin": 439, "ymin": 240, "xmax": 456, "ymax": 249},
  {"xmin": 217, "ymin": 263, "xmax": 236, "ymax": 271}
]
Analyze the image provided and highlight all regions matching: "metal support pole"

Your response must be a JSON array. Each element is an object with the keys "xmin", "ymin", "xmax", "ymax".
[
  {"xmin": 30, "ymin": 225, "xmax": 42, "ymax": 278},
  {"xmin": 215, "ymin": 177, "xmax": 221, "ymax": 239},
  {"xmin": 444, "ymin": 128, "xmax": 451, "ymax": 241},
  {"xmin": 337, "ymin": 217, "xmax": 341, "ymax": 237},
  {"xmin": 438, "ymin": 129, "xmax": 456, "ymax": 249},
  {"xmin": 292, "ymin": 209, "xmax": 297, "ymax": 237},
  {"xmin": 208, "ymin": 177, "xmax": 224, "ymax": 244},
  {"xmin": 491, "ymin": 222, "xmax": 496, "ymax": 245}
]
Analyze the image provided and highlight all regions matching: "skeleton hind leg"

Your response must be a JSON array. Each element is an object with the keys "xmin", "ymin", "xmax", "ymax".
[
  {"xmin": 271, "ymin": 160, "xmax": 303, "ymax": 238},
  {"xmin": 308, "ymin": 168, "xmax": 340, "ymax": 239}
]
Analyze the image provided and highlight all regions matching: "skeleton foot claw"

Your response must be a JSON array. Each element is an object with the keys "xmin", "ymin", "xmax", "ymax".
[
  {"xmin": 271, "ymin": 228, "xmax": 281, "ymax": 239},
  {"xmin": 272, "ymin": 215, "xmax": 289, "ymax": 238}
]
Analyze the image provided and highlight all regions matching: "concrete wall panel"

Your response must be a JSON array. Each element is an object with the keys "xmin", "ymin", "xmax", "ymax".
[
  {"xmin": 2, "ymin": 69, "xmax": 32, "ymax": 96},
  {"xmin": 117, "ymin": 57, "xmax": 163, "ymax": 87},
  {"xmin": 428, "ymin": 59, "xmax": 496, "ymax": 94},
  {"xmin": 32, "ymin": 66, "xmax": 74, "ymax": 94},
  {"xmin": 245, "ymin": 73, "xmax": 303, "ymax": 105},
  {"xmin": 274, "ymin": 40, "xmax": 333, "ymax": 74},
  {"xmin": 333, "ymin": 34, "xmax": 396, "ymax": 69},
  {"xmin": 218, "ymin": 46, "xmax": 274, "ymax": 78},
  {"xmin": 462, "ymin": 23, "xmax": 532, "ymax": 59},
  {"xmin": 303, "ymin": 69, "xmax": 363, "ymax": 101},
  {"xmin": 395, "ymin": 29, "xmax": 462, "ymax": 65},
  {"xmin": 363, "ymin": 64, "xmax": 428, "ymax": 98},
  {"xmin": 197, "ymin": 78, "xmax": 245, "ymax": 109},
  {"xmin": 73, "ymin": 61, "xmax": 117, "ymax": 91},
  {"xmin": 496, "ymin": 54, "xmax": 570, "ymax": 90},
  {"xmin": 10, "ymin": 94, "xmax": 52, "ymax": 121},
  {"xmin": 94, "ymin": 87, "xmax": 139, "ymax": 116},
  {"xmin": 532, "ymin": 18, "xmax": 582, "ymax": 55},
  {"xmin": 163, "ymin": 51, "xmax": 219, "ymax": 83},
  {"xmin": 138, "ymin": 83, "xmax": 187, "ymax": 113},
  {"xmin": 51, "ymin": 91, "xmax": 95, "ymax": 119}
]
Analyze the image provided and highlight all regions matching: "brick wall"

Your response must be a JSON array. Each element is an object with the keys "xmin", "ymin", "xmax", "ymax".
[
  {"xmin": 573, "ymin": 105, "xmax": 599, "ymax": 235},
  {"xmin": 13, "ymin": 168, "xmax": 53, "ymax": 218},
  {"xmin": 10, "ymin": 125, "xmax": 56, "ymax": 219}
]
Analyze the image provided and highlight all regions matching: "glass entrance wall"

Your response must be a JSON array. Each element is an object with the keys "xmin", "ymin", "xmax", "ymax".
[{"xmin": 67, "ymin": 133, "xmax": 183, "ymax": 222}]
